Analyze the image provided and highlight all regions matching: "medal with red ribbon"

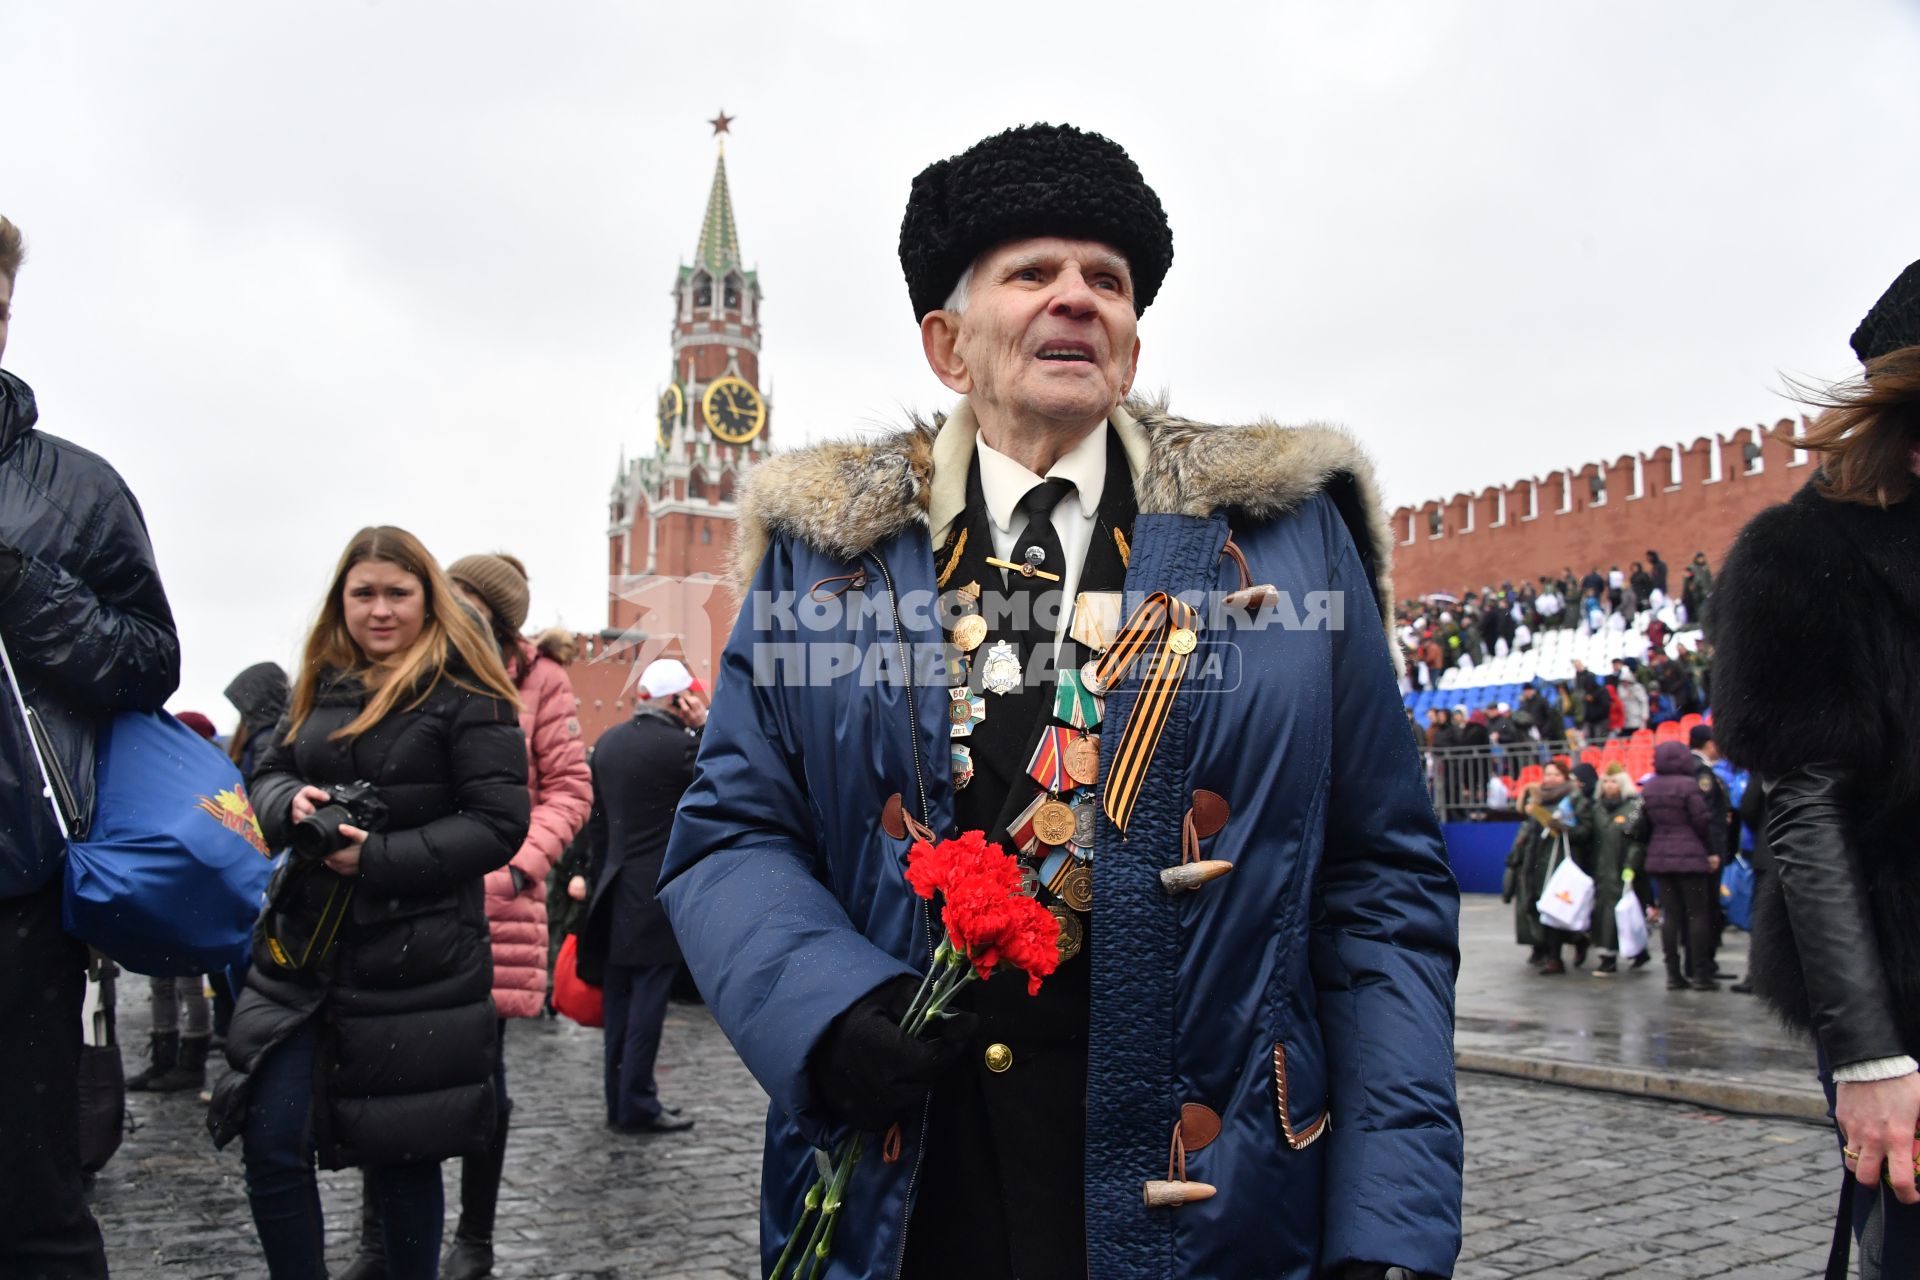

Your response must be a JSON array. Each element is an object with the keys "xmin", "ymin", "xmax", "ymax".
[{"xmin": 1025, "ymin": 725, "xmax": 1079, "ymax": 795}]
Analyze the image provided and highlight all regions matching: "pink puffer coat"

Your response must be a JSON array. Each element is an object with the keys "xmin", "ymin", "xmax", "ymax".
[{"xmin": 485, "ymin": 641, "xmax": 592, "ymax": 1018}]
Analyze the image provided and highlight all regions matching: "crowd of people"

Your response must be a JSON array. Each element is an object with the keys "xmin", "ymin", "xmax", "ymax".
[
  {"xmin": 7, "ymin": 114, "xmax": 1919, "ymax": 1278},
  {"xmin": 1495, "ymin": 726, "xmax": 1752, "ymax": 994},
  {"xmin": 1395, "ymin": 550, "xmax": 1714, "ymax": 691},
  {"xmin": 0, "ymin": 214, "xmax": 710, "ymax": 1280}
]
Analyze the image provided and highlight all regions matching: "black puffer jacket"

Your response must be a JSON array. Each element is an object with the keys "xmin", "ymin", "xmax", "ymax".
[
  {"xmin": 209, "ymin": 665, "xmax": 529, "ymax": 1168},
  {"xmin": 1711, "ymin": 472, "xmax": 1920, "ymax": 1066},
  {"xmin": 0, "ymin": 370, "xmax": 179, "ymax": 898}
]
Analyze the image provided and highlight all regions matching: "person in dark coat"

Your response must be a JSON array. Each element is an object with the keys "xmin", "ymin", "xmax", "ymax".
[
  {"xmin": 0, "ymin": 215, "xmax": 180, "ymax": 1279},
  {"xmin": 1637, "ymin": 741, "xmax": 1719, "ymax": 991},
  {"xmin": 580, "ymin": 658, "xmax": 705, "ymax": 1135},
  {"xmin": 1589, "ymin": 764, "xmax": 1647, "ymax": 975},
  {"xmin": 227, "ymin": 661, "xmax": 292, "ymax": 782},
  {"xmin": 1646, "ymin": 549, "xmax": 1668, "ymax": 599},
  {"xmin": 207, "ymin": 527, "xmax": 529, "ymax": 1280},
  {"xmin": 1504, "ymin": 760, "xmax": 1593, "ymax": 973},
  {"xmin": 1710, "ymin": 259, "xmax": 1920, "ymax": 1274}
]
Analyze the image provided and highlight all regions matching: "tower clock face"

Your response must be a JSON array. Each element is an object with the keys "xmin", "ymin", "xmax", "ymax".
[
  {"xmin": 657, "ymin": 384, "xmax": 684, "ymax": 449},
  {"xmin": 701, "ymin": 376, "xmax": 766, "ymax": 445}
]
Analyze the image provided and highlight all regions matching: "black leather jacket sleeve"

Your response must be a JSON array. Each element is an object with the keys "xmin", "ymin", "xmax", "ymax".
[{"xmin": 1764, "ymin": 764, "xmax": 1907, "ymax": 1068}]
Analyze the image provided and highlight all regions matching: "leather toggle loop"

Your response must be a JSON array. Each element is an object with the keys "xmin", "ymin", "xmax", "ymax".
[{"xmin": 1163, "ymin": 791, "xmax": 1232, "ymax": 893}]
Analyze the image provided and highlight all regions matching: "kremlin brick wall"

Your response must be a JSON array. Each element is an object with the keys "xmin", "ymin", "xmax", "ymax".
[{"xmin": 1387, "ymin": 417, "xmax": 1812, "ymax": 600}]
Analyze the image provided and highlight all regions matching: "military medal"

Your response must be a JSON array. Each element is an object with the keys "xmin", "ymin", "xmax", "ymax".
[
  {"xmin": 1071, "ymin": 796, "xmax": 1097, "ymax": 850},
  {"xmin": 1050, "ymin": 904, "xmax": 1084, "ymax": 960},
  {"xmin": 1056, "ymin": 862, "xmax": 1093, "ymax": 912},
  {"xmin": 950, "ymin": 744, "xmax": 974, "ymax": 791},
  {"xmin": 1026, "ymin": 726, "xmax": 1078, "ymax": 795},
  {"xmin": 1168, "ymin": 626, "xmax": 1198, "ymax": 656},
  {"xmin": 1007, "ymin": 792, "xmax": 1048, "ymax": 855},
  {"xmin": 948, "ymin": 687, "xmax": 985, "ymax": 737},
  {"xmin": 1080, "ymin": 659, "xmax": 1107, "ymax": 697},
  {"xmin": 1054, "ymin": 669, "xmax": 1103, "ymax": 731},
  {"xmin": 950, "ymin": 614, "xmax": 988, "ymax": 653},
  {"xmin": 1032, "ymin": 797, "xmax": 1077, "ymax": 847},
  {"xmin": 1070, "ymin": 590, "xmax": 1122, "ymax": 653},
  {"xmin": 1064, "ymin": 734, "xmax": 1100, "ymax": 787},
  {"xmin": 980, "ymin": 640, "xmax": 1023, "ymax": 696}
]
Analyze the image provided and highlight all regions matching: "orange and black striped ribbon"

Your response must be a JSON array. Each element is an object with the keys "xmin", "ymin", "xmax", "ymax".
[{"xmin": 1096, "ymin": 592, "xmax": 1199, "ymax": 834}]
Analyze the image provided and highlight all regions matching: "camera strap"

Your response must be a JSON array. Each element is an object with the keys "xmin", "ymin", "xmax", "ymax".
[{"xmin": 0, "ymin": 630, "xmax": 78, "ymax": 840}]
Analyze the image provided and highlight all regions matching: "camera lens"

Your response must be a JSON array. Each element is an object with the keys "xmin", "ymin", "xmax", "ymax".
[{"xmin": 291, "ymin": 802, "xmax": 351, "ymax": 859}]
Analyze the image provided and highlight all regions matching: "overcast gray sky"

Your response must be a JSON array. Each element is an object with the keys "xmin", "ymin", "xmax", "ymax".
[{"xmin": 3, "ymin": 1, "xmax": 1917, "ymax": 724}]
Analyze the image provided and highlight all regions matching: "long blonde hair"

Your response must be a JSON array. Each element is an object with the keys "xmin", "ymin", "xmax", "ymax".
[{"xmin": 287, "ymin": 526, "xmax": 519, "ymax": 742}]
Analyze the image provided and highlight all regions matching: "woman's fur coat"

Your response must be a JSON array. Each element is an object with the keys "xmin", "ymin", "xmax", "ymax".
[{"xmin": 1710, "ymin": 473, "xmax": 1920, "ymax": 1053}]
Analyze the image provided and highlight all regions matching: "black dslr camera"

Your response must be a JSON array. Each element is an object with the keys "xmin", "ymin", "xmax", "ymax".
[{"xmin": 290, "ymin": 780, "xmax": 388, "ymax": 859}]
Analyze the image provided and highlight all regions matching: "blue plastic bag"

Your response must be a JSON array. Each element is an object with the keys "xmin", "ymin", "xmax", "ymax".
[
  {"xmin": 1719, "ymin": 853, "xmax": 1754, "ymax": 932},
  {"xmin": 62, "ymin": 710, "xmax": 275, "ymax": 976}
]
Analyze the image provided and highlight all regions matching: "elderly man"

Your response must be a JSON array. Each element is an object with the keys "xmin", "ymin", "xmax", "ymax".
[{"xmin": 661, "ymin": 124, "xmax": 1460, "ymax": 1280}]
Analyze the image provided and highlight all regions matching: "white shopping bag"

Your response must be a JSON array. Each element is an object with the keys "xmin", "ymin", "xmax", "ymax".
[
  {"xmin": 1536, "ymin": 836, "xmax": 1595, "ymax": 933},
  {"xmin": 1614, "ymin": 885, "xmax": 1650, "ymax": 958}
]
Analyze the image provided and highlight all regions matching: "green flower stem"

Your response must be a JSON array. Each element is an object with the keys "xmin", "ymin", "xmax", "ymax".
[
  {"xmin": 904, "ymin": 963, "xmax": 976, "ymax": 1038},
  {"xmin": 797, "ymin": 1134, "xmax": 861, "ymax": 1280},
  {"xmin": 900, "ymin": 937, "xmax": 954, "ymax": 1028},
  {"xmin": 770, "ymin": 1176, "xmax": 826, "ymax": 1280}
]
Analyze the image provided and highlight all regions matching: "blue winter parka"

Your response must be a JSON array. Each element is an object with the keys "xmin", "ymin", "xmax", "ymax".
[{"xmin": 660, "ymin": 400, "xmax": 1463, "ymax": 1279}]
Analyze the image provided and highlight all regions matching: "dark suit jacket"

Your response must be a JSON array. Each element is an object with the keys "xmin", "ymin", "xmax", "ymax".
[{"xmin": 579, "ymin": 705, "xmax": 700, "ymax": 976}]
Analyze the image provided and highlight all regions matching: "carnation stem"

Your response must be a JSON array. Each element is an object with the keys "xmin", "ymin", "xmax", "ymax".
[
  {"xmin": 770, "ymin": 1175, "xmax": 826, "ymax": 1280},
  {"xmin": 900, "ymin": 937, "xmax": 952, "ymax": 1029},
  {"xmin": 795, "ymin": 1134, "xmax": 861, "ymax": 1280},
  {"xmin": 904, "ymin": 965, "xmax": 977, "ymax": 1038}
]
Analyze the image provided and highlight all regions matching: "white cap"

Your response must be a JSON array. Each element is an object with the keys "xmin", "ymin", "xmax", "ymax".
[{"xmin": 638, "ymin": 658, "xmax": 694, "ymax": 699}]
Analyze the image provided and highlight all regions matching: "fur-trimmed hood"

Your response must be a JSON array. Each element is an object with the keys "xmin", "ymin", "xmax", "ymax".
[{"xmin": 733, "ymin": 398, "xmax": 1401, "ymax": 658}]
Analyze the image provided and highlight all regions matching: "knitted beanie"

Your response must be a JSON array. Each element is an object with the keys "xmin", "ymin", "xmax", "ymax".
[
  {"xmin": 898, "ymin": 122, "xmax": 1174, "ymax": 322},
  {"xmin": 447, "ymin": 553, "xmax": 530, "ymax": 633},
  {"xmin": 1851, "ymin": 258, "xmax": 1920, "ymax": 365},
  {"xmin": 174, "ymin": 711, "xmax": 218, "ymax": 741}
]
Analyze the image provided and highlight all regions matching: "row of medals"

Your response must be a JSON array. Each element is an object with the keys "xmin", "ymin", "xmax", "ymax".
[{"xmin": 945, "ymin": 580, "xmax": 1120, "ymax": 962}]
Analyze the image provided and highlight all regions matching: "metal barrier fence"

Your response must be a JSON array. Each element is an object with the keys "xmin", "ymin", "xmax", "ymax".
[{"xmin": 1422, "ymin": 743, "xmax": 1554, "ymax": 822}]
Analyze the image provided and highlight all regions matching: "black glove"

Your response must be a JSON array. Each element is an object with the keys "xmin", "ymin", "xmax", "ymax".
[
  {"xmin": 509, "ymin": 866, "xmax": 529, "ymax": 894},
  {"xmin": 808, "ymin": 973, "xmax": 977, "ymax": 1131}
]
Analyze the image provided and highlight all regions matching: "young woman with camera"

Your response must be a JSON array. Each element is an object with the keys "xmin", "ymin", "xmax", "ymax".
[
  {"xmin": 207, "ymin": 526, "xmax": 530, "ymax": 1280},
  {"xmin": 336, "ymin": 551, "xmax": 593, "ymax": 1280}
]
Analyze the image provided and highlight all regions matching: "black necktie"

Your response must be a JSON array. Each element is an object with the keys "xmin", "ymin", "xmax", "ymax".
[{"xmin": 1009, "ymin": 478, "xmax": 1076, "ymax": 656}]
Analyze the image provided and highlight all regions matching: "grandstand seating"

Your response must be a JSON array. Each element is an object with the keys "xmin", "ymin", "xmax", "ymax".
[{"xmin": 1404, "ymin": 612, "xmax": 1709, "ymax": 798}]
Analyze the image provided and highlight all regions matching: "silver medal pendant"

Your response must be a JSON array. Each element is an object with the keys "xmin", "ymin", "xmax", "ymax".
[{"xmin": 980, "ymin": 639, "xmax": 1023, "ymax": 696}]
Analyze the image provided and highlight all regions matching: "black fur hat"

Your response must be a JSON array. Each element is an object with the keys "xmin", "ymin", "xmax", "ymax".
[
  {"xmin": 898, "ymin": 123, "xmax": 1173, "ymax": 322},
  {"xmin": 1851, "ymin": 258, "xmax": 1920, "ymax": 365}
]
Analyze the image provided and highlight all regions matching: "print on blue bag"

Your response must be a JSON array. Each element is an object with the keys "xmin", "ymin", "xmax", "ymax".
[{"xmin": 62, "ymin": 710, "xmax": 275, "ymax": 976}]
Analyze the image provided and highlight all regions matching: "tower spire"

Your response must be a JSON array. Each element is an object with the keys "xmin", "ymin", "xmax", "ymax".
[{"xmin": 697, "ymin": 112, "xmax": 741, "ymax": 272}]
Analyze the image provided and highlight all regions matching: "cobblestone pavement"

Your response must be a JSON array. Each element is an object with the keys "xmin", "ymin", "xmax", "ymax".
[{"xmin": 94, "ymin": 999, "xmax": 1846, "ymax": 1278}]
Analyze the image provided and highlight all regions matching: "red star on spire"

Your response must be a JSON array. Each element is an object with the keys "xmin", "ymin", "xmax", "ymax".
[{"xmin": 708, "ymin": 110, "xmax": 735, "ymax": 137}]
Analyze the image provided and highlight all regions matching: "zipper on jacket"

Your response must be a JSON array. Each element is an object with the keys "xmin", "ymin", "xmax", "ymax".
[{"xmin": 871, "ymin": 549, "xmax": 934, "ymax": 1280}]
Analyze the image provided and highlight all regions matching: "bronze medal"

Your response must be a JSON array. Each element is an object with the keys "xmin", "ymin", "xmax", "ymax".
[
  {"xmin": 950, "ymin": 614, "xmax": 988, "ymax": 653},
  {"xmin": 1064, "ymin": 735, "xmax": 1100, "ymax": 787},
  {"xmin": 1032, "ymin": 798, "xmax": 1077, "ymax": 847},
  {"xmin": 1050, "ymin": 904, "xmax": 1084, "ymax": 961},
  {"xmin": 1057, "ymin": 863, "xmax": 1093, "ymax": 913}
]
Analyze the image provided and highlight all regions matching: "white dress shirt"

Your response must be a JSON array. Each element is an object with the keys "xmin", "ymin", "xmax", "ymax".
[{"xmin": 975, "ymin": 424, "xmax": 1108, "ymax": 647}]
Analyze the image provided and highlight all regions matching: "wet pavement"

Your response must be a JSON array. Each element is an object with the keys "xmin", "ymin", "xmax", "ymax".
[
  {"xmin": 87, "ymin": 901, "xmax": 1846, "ymax": 1277},
  {"xmin": 1454, "ymin": 895, "xmax": 1826, "ymax": 1118}
]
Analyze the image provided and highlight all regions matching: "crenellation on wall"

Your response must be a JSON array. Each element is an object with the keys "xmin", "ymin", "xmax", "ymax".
[{"xmin": 1389, "ymin": 414, "xmax": 1813, "ymax": 598}]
